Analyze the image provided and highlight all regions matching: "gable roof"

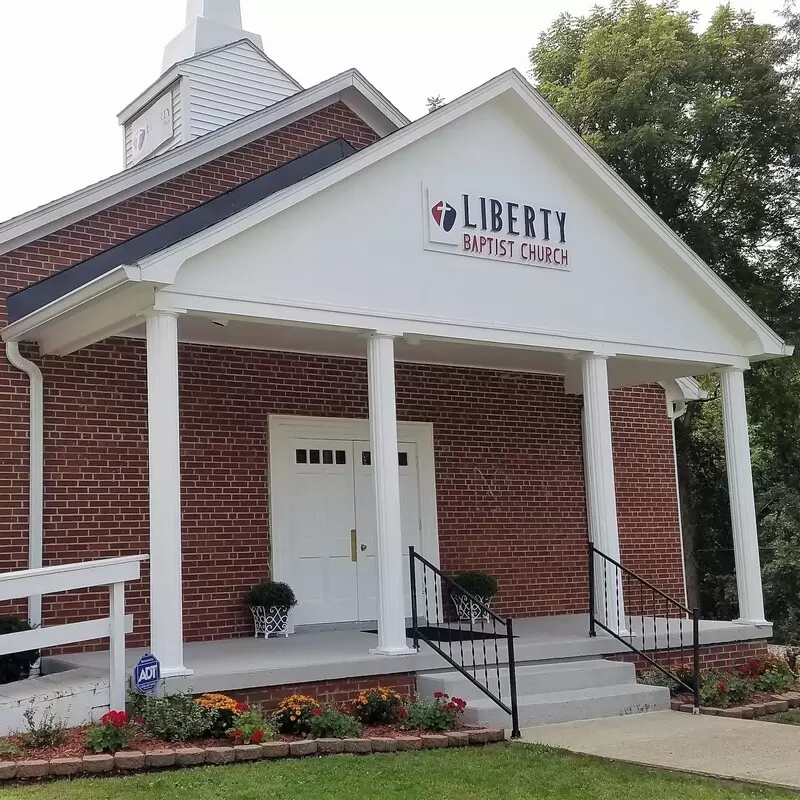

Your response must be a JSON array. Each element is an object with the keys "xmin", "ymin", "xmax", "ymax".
[
  {"xmin": 0, "ymin": 68, "xmax": 408, "ymax": 258},
  {"xmin": 118, "ymin": 38, "xmax": 304, "ymax": 126},
  {"xmin": 130, "ymin": 68, "xmax": 788, "ymax": 361},
  {"xmin": 5, "ymin": 139, "xmax": 356, "ymax": 322}
]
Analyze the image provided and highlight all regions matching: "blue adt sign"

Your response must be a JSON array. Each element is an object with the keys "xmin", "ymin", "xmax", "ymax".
[{"xmin": 133, "ymin": 653, "xmax": 161, "ymax": 694}]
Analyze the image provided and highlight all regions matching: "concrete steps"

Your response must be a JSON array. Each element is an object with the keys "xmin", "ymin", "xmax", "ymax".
[{"xmin": 417, "ymin": 658, "xmax": 670, "ymax": 728}]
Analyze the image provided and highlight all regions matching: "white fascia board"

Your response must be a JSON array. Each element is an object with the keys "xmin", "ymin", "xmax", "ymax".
[
  {"xmin": 0, "ymin": 265, "xmax": 144, "ymax": 342},
  {"xmin": 141, "ymin": 67, "xmax": 787, "ymax": 361},
  {"xmin": 676, "ymin": 376, "xmax": 708, "ymax": 401},
  {"xmin": 0, "ymin": 70, "xmax": 407, "ymax": 258}
]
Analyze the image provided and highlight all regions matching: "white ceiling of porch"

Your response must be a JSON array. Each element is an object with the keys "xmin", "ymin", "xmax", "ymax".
[{"xmin": 121, "ymin": 314, "xmax": 716, "ymax": 392}]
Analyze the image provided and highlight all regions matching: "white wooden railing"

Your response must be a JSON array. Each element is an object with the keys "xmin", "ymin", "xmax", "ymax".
[{"xmin": 0, "ymin": 555, "xmax": 148, "ymax": 710}]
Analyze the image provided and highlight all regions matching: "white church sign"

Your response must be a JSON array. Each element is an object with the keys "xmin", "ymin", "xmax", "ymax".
[{"xmin": 423, "ymin": 185, "xmax": 570, "ymax": 269}]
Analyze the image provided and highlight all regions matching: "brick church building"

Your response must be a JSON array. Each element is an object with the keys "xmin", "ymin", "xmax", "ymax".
[{"xmin": 0, "ymin": 0, "xmax": 787, "ymax": 727}]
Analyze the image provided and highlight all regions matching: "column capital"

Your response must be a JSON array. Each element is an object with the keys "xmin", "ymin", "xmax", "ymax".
[
  {"xmin": 717, "ymin": 364, "xmax": 749, "ymax": 375},
  {"xmin": 142, "ymin": 308, "xmax": 186, "ymax": 321},
  {"xmin": 577, "ymin": 350, "xmax": 616, "ymax": 361},
  {"xmin": 368, "ymin": 330, "xmax": 404, "ymax": 340}
]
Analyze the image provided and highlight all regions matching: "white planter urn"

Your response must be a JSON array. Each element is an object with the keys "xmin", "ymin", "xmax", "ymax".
[
  {"xmin": 452, "ymin": 593, "xmax": 494, "ymax": 623},
  {"xmin": 249, "ymin": 605, "xmax": 290, "ymax": 638}
]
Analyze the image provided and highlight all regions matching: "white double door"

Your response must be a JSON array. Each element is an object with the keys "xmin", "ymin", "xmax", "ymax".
[{"xmin": 288, "ymin": 438, "xmax": 422, "ymax": 626}]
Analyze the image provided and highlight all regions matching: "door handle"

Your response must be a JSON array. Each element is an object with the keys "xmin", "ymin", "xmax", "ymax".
[
  {"xmin": 360, "ymin": 544, "xmax": 368, "ymax": 552},
  {"xmin": 351, "ymin": 529, "xmax": 358, "ymax": 562}
]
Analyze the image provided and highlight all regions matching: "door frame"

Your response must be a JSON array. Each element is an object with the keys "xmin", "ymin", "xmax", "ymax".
[{"xmin": 268, "ymin": 414, "xmax": 441, "ymax": 609}]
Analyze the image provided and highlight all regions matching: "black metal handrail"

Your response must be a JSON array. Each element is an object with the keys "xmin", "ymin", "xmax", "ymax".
[
  {"xmin": 588, "ymin": 541, "xmax": 700, "ymax": 710},
  {"xmin": 409, "ymin": 546, "xmax": 520, "ymax": 738}
]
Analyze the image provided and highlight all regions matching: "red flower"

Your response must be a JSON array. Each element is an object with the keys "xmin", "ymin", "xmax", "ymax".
[
  {"xmin": 235, "ymin": 702, "xmax": 249, "ymax": 713},
  {"xmin": 101, "ymin": 710, "xmax": 129, "ymax": 728},
  {"xmin": 251, "ymin": 729, "xmax": 264, "ymax": 744},
  {"xmin": 433, "ymin": 692, "xmax": 447, "ymax": 699},
  {"xmin": 134, "ymin": 717, "xmax": 144, "ymax": 725},
  {"xmin": 717, "ymin": 680, "xmax": 727, "ymax": 694},
  {"xmin": 398, "ymin": 707, "xmax": 408, "ymax": 719},
  {"xmin": 311, "ymin": 707, "xmax": 323, "ymax": 716}
]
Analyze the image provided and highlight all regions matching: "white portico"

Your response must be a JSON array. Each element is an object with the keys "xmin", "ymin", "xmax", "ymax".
[{"xmin": 2, "ymin": 69, "xmax": 787, "ymax": 679}]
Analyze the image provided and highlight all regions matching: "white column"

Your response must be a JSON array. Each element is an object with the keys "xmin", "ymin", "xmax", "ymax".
[
  {"xmin": 582, "ymin": 354, "xmax": 626, "ymax": 634},
  {"xmin": 367, "ymin": 333, "xmax": 415, "ymax": 656},
  {"xmin": 720, "ymin": 367, "xmax": 768, "ymax": 624},
  {"xmin": 146, "ymin": 311, "xmax": 191, "ymax": 677}
]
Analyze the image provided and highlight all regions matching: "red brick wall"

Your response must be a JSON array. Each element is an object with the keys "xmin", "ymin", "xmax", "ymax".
[
  {"xmin": 0, "ymin": 98, "xmax": 687, "ymax": 651},
  {"xmin": 228, "ymin": 672, "xmax": 416, "ymax": 710},
  {"xmin": 615, "ymin": 639, "xmax": 769, "ymax": 672},
  {"xmin": 5, "ymin": 343, "xmax": 684, "ymax": 649},
  {"xmin": 0, "ymin": 101, "xmax": 378, "ymax": 620}
]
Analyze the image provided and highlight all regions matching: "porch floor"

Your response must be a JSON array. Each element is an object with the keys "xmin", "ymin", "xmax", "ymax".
[{"xmin": 44, "ymin": 614, "xmax": 771, "ymax": 696}]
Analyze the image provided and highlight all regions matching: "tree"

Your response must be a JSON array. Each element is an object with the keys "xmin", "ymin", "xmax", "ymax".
[{"xmin": 530, "ymin": 1, "xmax": 800, "ymax": 636}]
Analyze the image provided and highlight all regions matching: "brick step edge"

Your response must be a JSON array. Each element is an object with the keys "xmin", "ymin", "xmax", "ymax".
[
  {"xmin": 0, "ymin": 728, "xmax": 506, "ymax": 782},
  {"xmin": 670, "ymin": 692, "xmax": 800, "ymax": 718}
]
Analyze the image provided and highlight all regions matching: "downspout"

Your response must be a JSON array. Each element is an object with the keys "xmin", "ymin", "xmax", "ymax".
[
  {"xmin": 667, "ymin": 396, "xmax": 690, "ymax": 609},
  {"xmin": 5, "ymin": 342, "xmax": 43, "ymax": 627}
]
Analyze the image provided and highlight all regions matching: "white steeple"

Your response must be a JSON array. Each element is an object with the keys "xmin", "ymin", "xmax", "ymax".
[{"xmin": 162, "ymin": 0, "xmax": 264, "ymax": 72}]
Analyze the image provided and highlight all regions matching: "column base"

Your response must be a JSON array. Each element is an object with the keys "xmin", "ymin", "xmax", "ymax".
[
  {"xmin": 369, "ymin": 645, "xmax": 418, "ymax": 657},
  {"xmin": 733, "ymin": 618, "xmax": 771, "ymax": 626}
]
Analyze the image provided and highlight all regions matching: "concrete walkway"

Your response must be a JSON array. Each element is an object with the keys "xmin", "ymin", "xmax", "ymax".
[{"xmin": 520, "ymin": 711, "xmax": 800, "ymax": 790}]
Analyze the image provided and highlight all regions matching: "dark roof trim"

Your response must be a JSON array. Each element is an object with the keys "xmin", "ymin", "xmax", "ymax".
[{"xmin": 6, "ymin": 138, "xmax": 357, "ymax": 323}]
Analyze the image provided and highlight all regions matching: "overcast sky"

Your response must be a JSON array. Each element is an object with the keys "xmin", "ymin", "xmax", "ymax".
[{"xmin": 0, "ymin": 0, "xmax": 780, "ymax": 224}]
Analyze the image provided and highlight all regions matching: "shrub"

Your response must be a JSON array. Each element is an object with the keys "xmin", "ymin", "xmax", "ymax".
[
  {"xmin": 135, "ymin": 691, "xmax": 216, "ymax": 741},
  {"xmin": 638, "ymin": 667, "xmax": 678, "ymax": 693},
  {"xmin": 272, "ymin": 694, "xmax": 321, "ymax": 734},
  {"xmin": 20, "ymin": 704, "xmax": 67, "ymax": 748},
  {"xmin": 0, "ymin": 617, "xmax": 39, "ymax": 685},
  {"xmin": 700, "ymin": 671, "xmax": 754, "ymax": 708},
  {"xmin": 245, "ymin": 581, "xmax": 297, "ymax": 609},
  {"xmin": 452, "ymin": 572, "xmax": 498, "ymax": 599},
  {"xmin": 227, "ymin": 709, "xmax": 274, "ymax": 745},
  {"xmin": 737, "ymin": 655, "xmax": 796, "ymax": 693},
  {"xmin": 85, "ymin": 710, "xmax": 133, "ymax": 753},
  {"xmin": 0, "ymin": 740, "xmax": 22, "ymax": 757},
  {"xmin": 350, "ymin": 687, "xmax": 405, "ymax": 725},
  {"xmin": 307, "ymin": 707, "xmax": 363, "ymax": 739},
  {"xmin": 402, "ymin": 693, "xmax": 466, "ymax": 731},
  {"xmin": 195, "ymin": 693, "xmax": 249, "ymax": 737}
]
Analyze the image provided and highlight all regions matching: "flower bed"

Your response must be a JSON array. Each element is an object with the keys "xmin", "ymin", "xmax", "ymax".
[
  {"xmin": 0, "ymin": 687, "xmax": 495, "ymax": 782},
  {"xmin": 639, "ymin": 653, "xmax": 800, "ymax": 716}
]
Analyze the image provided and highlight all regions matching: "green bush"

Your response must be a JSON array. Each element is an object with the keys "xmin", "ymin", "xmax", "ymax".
[
  {"xmin": 0, "ymin": 617, "xmax": 39, "ymax": 685},
  {"xmin": 637, "ymin": 667, "xmax": 678, "ymax": 693},
  {"xmin": 0, "ymin": 740, "xmax": 22, "ymax": 757},
  {"xmin": 20, "ymin": 705, "xmax": 67, "ymax": 748},
  {"xmin": 700, "ymin": 671, "xmax": 754, "ymax": 708},
  {"xmin": 227, "ymin": 709, "xmax": 274, "ymax": 745},
  {"xmin": 307, "ymin": 708, "xmax": 362, "ymax": 739},
  {"xmin": 134, "ymin": 691, "xmax": 216, "ymax": 742},
  {"xmin": 245, "ymin": 581, "xmax": 297, "ymax": 609},
  {"xmin": 402, "ymin": 693, "xmax": 467, "ymax": 732},
  {"xmin": 452, "ymin": 572, "xmax": 498, "ymax": 599}
]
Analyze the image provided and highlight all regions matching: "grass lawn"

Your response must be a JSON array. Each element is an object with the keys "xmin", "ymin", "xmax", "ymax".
[
  {"xmin": 763, "ymin": 709, "xmax": 800, "ymax": 726},
  {"xmin": 0, "ymin": 744, "xmax": 793, "ymax": 799}
]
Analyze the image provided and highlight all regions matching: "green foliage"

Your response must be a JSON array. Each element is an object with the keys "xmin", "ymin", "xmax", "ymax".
[
  {"xmin": 245, "ymin": 581, "xmax": 297, "ymax": 609},
  {"xmin": 20, "ymin": 705, "xmax": 67, "ymax": 749},
  {"xmin": 85, "ymin": 724, "xmax": 132, "ymax": 754},
  {"xmin": 402, "ymin": 693, "xmax": 467, "ymax": 732},
  {"xmin": 350, "ymin": 687, "xmax": 405, "ymax": 725},
  {"xmin": 453, "ymin": 571, "xmax": 498, "ymax": 599},
  {"xmin": 307, "ymin": 707, "xmax": 363, "ymax": 739},
  {"xmin": 530, "ymin": 1, "xmax": 800, "ymax": 635},
  {"xmin": 0, "ymin": 616, "xmax": 40, "ymax": 684},
  {"xmin": 134, "ymin": 691, "xmax": 216, "ymax": 742},
  {"xmin": 637, "ymin": 667, "xmax": 678, "ymax": 693},
  {"xmin": 0, "ymin": 740, "xmax": 22, "ymax": 757},
  {"xmin": 228, "ymin": 709, "xmax": 274, "ymax": 745},
  {"xmin": 699, "ymin": 670, "xmax": 754, "ymax": 708}
]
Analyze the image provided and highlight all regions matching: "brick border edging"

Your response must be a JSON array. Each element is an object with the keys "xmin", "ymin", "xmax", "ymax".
[
  {"xmin": 671, "ymin": 691, "xmax": 800, "ymax": 718},
  {"xmin": 0, "ymin": 728, "xmax": 505, "ymax": 781}
]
